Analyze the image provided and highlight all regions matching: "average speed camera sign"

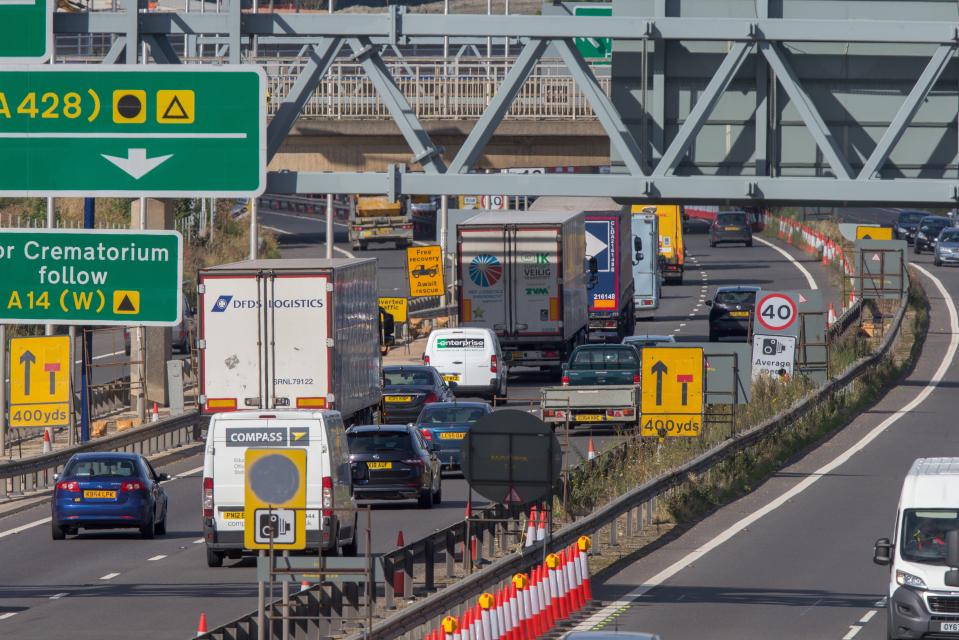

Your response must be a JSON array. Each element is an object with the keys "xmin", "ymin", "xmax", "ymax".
[{"xmin": 755, "ymin": 292, "xmax": 797, "ymax": 334}]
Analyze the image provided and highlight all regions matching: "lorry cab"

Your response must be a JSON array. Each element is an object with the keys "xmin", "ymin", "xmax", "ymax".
[
  {"xmin": 202, "ymin": 410, "xmax": 357, "ymax": 567},
  {"xmin": 874, "ymin": 458, "xmax": 959, "ymax": 639}
]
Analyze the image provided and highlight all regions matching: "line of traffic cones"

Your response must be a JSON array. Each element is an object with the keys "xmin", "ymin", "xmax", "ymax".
[{"xmin": 426, "ymin": 537, "xmax": 593, "ymax": 640}]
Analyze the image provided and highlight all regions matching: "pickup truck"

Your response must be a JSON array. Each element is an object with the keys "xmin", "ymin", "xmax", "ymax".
[{"xmin": 541, "ymin": 344, "xmax": 641, "ymax": 428}]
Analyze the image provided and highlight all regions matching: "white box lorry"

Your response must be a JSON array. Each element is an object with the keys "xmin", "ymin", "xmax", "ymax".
[
  {"xmin": 456, "ymin": 210, "xmax": 590, "ymax": 374},
  {"xmin": 198, "ymin": 258, "xmax": 381, "ymax": 424}
]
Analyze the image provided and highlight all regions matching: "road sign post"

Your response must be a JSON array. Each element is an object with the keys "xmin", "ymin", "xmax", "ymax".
[
  {"xmin": 0, "ymin": 229, "xmax": 182, "ymax": 326},
  {"xmin": 0, "ymin": 0, "xmax": 52, "ymax": 63},
  {"xmin": 640, "ymin": 347, "xmax": 704, "ymax": 437},
  {"xmin": 244, "ymin": 448, "xmax": 307, "ymax": 551},
  {"xmin": 0, "ymin": 66, "xmax": 265, "ymax": 196},
  {"xmin": 406, "ymin": 245, "xmax": 445, "ymax": 297},
  {"xmin": 8, "ymin": 335, "xmax": 70, "ymax": 428}
]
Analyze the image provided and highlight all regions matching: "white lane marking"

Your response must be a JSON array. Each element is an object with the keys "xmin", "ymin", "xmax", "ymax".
[
  {"xmin": 673, "ymin": 328, "xmax": 681, "ymax": 332},
  {"xmin": 260, "ymin": 209, "xmax": 349, "ymax": 228},
  {"xmin": 99, "ymin": 572, "xmax": 120, "ymax": 581},
  {"xmin": 0, "ymin": 613, "xmax": 17, "ymax": 620},
  {"xmin": 875, "ymin": 597, "xmax": 888, "ymax": 608},
  {"xmin": 334, "ymin": 246, "xmax": 356, "ymax": 259},
  {"xmin": 49, "ymin": 592, "xmax": 68, "ymax": 600},
  {"xmin": 576, "ymin": 264, "xmax": 958, "ymax": 632},
  {"xmin": 680, "ymin": 323, "xmax": 687, "ymax": 327},
  {"xmin": 0, "ymin": 517, "xmax": 50, "ymax": 539},
  {"xmin": 170, "ymin": 465, "xmax": 204, "ymax": 481},
  {"xmin": 261, "ymin": 225, "xmax": 291, "ymax": 236},
  {"xmin": 859, "ymin": 610, "xmax": 877, "ymax": 624},
  {"xmin": 148, "ymin": 555, "xmax": 167, "ymax": 562},
  {"xmin": 73, "ymin": 349, "xmax": 126, "ymax": 365},
  {"xmin": 842, "ymin": 625, "xmax": 862, "ymax": 640},
  {"xmin": 754, "ymin": 236, "xmax": 817, "ymax": 290},
  {"xmin": 193, "ymin": 538, "xmax": 205, "ymax": 544}
]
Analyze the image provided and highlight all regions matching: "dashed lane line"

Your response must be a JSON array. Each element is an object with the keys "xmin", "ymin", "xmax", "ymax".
[
  {"xmin": 147, "ymin": 555, "xmax": 167, "ymax": 562},
  {"xmin": 842, "ymin": 625, "xmax": 862, "ymax": 640},
  {"xmin": 0, "ymin": 518, "xmax": 50, "ymax": 539},
  {"xmin": 99, "ymin": 572, "xmax": 120, "ymax": 581},
  {"xmin": 49, "ymin": 593, "xmax": 68, "ymax": 600},
  {"xmin": 0, "ymin": 613, "xmax": 17, "ymax": 621},
  {"xmin": 575, "ymin": 265, "xmax": 958, "ymax": 633}
]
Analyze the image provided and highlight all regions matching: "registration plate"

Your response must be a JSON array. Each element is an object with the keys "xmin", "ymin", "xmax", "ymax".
[
  {"xmin": 367, "ymin": 462, "xmax": 392, "ymax": 470},
  {"xmin": 940, "ymin": 622, "xmax": 959, "ymax": 633},
  {"xmin": 222, "ymin": 511, "xmax": 244, "ymax": 520},
  {"xmin": 439, "ymin": 432, "xmax": 466, "ymax": 440},
  {"xmin": 375, "ymin": 228, "xmax": 392, "ymax": 235},
  {"xmin": 507, "ymin": 352, "xmax": 523, "ymax": 360},
  {"xmin": 83, "ymin": 490, "xmax": 116, "ymax": 499},
  {"xmin": 724, "ymin": 226, "xmax": 740, "ymax": 231},
  {"xmin": 729, "ymin": 311, "xmax": 750, "ymax": 318},
  {"xmin": 576, "ymin": 414, "xmax": 605, "ymax": 422},
  {"xmin": 385, "ymin": 395, "xmax": 412, "ymax": 403},
  {"xmin": 442, "ymin": 374, "xmax": 460, "ymax": 382}
]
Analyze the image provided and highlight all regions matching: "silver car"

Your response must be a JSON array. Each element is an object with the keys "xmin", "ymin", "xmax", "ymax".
[{"xmin": 934, "ymin": 227, "xmax": 959, "ymax": 266}]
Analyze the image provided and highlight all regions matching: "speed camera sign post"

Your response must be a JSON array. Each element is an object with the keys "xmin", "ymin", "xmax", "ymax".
[{"xmin": 244, "ymin": 448, "xmax": 307, "ymax": 550}]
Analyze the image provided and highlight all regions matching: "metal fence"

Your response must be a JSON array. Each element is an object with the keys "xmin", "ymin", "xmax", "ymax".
[{"xmin": 263, "ymin": 58, "xmax": 609, "ymax": 121}]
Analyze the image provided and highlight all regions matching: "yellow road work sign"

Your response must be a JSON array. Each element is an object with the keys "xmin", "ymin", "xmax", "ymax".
[
  {"xmin": 640, "ymin": 347, "xmax": 703, "ymax": 437},
  {"xmin": 379, "ymin": 297, "xmax": 408, "ymax": 323},
  {"xmin": 244, "ymin": 448, "xmax": 307, "ymax": 551},
  {"xmin": 856, "ymin": 225, "xmax": 893, "ymax": 240},
  {"xmin": 9, "ymin": 335, "xmax": 71, "ymax": 428},
  {"xmin": 156, "ymin": 90, "xmax": 195, "ymax": 124},
  {"xmin": 406, "ymin": 245, "xmax": 444, "ymax": 297}
]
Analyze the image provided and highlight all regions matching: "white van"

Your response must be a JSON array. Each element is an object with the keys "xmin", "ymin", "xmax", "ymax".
[
  {"xmin": 202, "ymin": 410, "xmax": 357, "ymax": 567},
  {"xmin": 875, "ymin": 458, "xmax": 959, "ymax": 638},
  {"xmin": 423, "ymin": 327, "xmax": 506, "ymax": 400}
]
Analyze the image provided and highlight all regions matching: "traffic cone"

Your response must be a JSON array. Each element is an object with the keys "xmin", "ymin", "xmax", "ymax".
[
  {"xmin": 587, "ymin": 438, "xmax": 596, "ymax": 461},
  {"xmin": 300, "ymin": 579, "xmax": 310, "ymax": 591},
  {"xmin": 536, "ymin": 506, "xmax": 547, "ymax": 543},
  {"xmin": 442, "ymin": 614, "xmax": 459, "ymax": 640},
  {"xmin": 569, "ymin": 545, "xmax": 584, "ymax": 610},
  {"xmin": 42, "ymin": 429, "xmax": 52, "ymax": 453},
  {"xmin": 459, "ymin": 609, "xmax": 471, "ymax": 640},
  {"xmin": 195, "ymin": 612, "xmax": 208, "ymax": 637},
  {"xmin": 578, "ymin": 537, "xmax": 593, "ymax": 602},
  {"xmin": 827, "ymin": 303, "xmax": 837, "ymax": 327},
  {"xmin": 822, "ymin": 242, "xmax": 830, "ymax": 265},
  {"xmin": 524, "ymin": 505, "xmax": 537, "ymax": 547},
  {"xmin": 393, "ymin": 530, "xmax": 405, "ymax": 597},
  {"xmin": 151, "ymin": 402, "xmax": 159, "ymax": 423}
]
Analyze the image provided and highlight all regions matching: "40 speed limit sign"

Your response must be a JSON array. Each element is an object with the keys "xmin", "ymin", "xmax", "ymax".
[{"xmin": 755, "ymin": 292, "xmax": 798, "ymax": 334}]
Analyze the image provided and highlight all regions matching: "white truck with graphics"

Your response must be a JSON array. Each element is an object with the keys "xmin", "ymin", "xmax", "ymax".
[
  {"xmin": 198, "ymin": 258, "xmax": 381, "ymax": 424},
  {"xmin": 455, "ymin": 210, "xmax": 592, "ymax": 375}
]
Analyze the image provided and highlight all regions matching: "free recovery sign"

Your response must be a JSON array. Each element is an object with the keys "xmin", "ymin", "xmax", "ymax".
[{"xmin": 0, "ymin": 229, "xmax": 182, "ymax": 326}]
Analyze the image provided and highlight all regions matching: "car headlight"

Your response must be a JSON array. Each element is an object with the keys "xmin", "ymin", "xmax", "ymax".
[
  {"xmin": 898, "ymin": 226, "xmax": 907, "ymax": 233},
  {"xmin": 896, "ymin": 570, "xmax": 927, "ymax": 589}
]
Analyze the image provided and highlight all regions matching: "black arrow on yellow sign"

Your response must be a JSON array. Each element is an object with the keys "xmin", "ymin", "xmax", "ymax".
[
  {"xmin": 19, "ymin": 350, "xmax": 35, "ymax": 396},
  {"xmin": 651, "ymin": 360, "xmax": 667, "ymax": 405}
]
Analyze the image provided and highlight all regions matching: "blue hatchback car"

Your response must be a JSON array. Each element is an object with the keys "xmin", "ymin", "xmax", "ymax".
[
  {"xmin": 415, "ymin": 402, "xmax": 492, "ymax": 471},
  {"xmin": 52, "ymin": 452, "xmax": 170, "ymax": 540}
]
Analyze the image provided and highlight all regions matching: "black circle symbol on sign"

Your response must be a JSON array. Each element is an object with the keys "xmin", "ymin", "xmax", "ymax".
[
  {"xmin": 117, "ymin": 94, "xmax": 143, "ymax": 119},
  {"xmin": 249, "ymin": 454, "xmax": 299, "ymax": 505}
]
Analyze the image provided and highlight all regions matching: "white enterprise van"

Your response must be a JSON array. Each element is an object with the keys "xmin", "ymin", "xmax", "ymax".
[
  {"xmin": 423, "ymin": 327, "xmax": 506, "ymax": 400},
  {"xmin": 202, "ymin": 410, "xmax": 356, "ymax": 567},
  {"xmin": 875, "ymin": 458, "xmax": 959, "ymax": 639}
]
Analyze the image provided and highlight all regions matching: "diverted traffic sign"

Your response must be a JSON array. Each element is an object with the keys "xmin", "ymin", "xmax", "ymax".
[
  {"xmin": 379, "ymin": 296, "xmax": 408, "ymax": 323},
  {"xmin": 0, "ymin": 66, "xmax": 265, "ymax": 196},
  {"xmin": 0, "ymin": 229, "xmax": 182, "ymax": 326},
  {"xmin": 9, "ymin": 335, "xmax": 70, "ymax": 428},
  {"xmin": 407, "ymin": 245, "xmax": 444, "ymax": 297},
  {"xmin": 640, "ymin": 347, "xmax": 704, "ymax": 437},
  {"xmin": 244, "ymin": 448, "xmax": 307, "ymax": 550},
  {"xmin": 0, "ymin": 0, "xmax": 51, "ymax": 63},
  {"xmin": 856, "ymin": 225, "xmax": 893, "ymax": 241}
]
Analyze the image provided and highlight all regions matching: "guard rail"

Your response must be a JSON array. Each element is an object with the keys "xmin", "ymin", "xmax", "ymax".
[{"xmin": 0, "ymin": 412, "xmax": 208, "ymax": 500}]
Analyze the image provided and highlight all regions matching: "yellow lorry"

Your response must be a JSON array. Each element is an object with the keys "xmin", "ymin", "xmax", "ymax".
[
  {"xmin": 652, "ymin": 204, "xmax": 685, "ymax": 285},
  {"xmin": 350, "ymin": 196, "xmax": 412, "ymax": 251}
]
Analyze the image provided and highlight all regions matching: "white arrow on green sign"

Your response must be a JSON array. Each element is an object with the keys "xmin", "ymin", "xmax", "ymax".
[
  {"xmin": 0, "ymin": 0, "xmax": 52, "ymax": 63},
  {"xmin": 573, "ymin": 5, "xmax": 612, "ymax": 63},
  {"xmin": 0, "ymin": 65, "xmax": 266, "ymax": 196}
]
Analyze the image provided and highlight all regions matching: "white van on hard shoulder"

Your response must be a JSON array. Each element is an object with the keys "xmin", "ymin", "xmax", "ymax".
[
  {"xmin": 202, "ymin": 410, "xmax": 357, "ymax": 567},
  {"xmin": 875, "ymin": 458, "xmax": 959, "ymax": 639},
  {"xmin": 423, "ymin": 327, "xmax": 506, "ymax": 400}
]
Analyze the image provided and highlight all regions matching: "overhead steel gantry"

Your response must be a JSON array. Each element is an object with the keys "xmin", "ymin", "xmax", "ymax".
[{"xmin": 54, "ymin": 1, "xmax": 959, "ymax": 205}]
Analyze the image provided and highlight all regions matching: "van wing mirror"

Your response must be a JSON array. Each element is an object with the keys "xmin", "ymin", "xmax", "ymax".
[
  {"xmin": 633, "ymin": 236, "xmax": 643, "ymax": 253},
  {"xmin": 588, "ymin": 256, "xmax": 599, "ymax": 274},
  {"xmin": 873, "ymin": 537, "xmax": 892, "ymax": 566}
]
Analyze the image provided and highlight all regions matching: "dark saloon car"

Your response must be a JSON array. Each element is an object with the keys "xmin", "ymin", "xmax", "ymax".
[
  {"xmin": 415, "ymin": 402, "xmax": 492, "ymax": 471},
  {"xmin": 706, "ymin": 286, "xmax": 760, "ymax": 342},
  {"xmin": 52, "ymin": 452, "xmax": 169, "ymax": 540},
  {"xmin": 914, "ymin": 215, "xmax": 952, "ymax": 254},
  {"xmin": 347, "ymin": 425, "xmax": 442, "ymax": 508},
  {"xmin": 381, "ymin": 365, "xmax": 455, "ymax": 424},
  {"xmin": 893, "ymin": 210, "xmax": 930, "ymax": 245},
  {"xmin": 710, "ymin": 211, "xmax": 753, "ymax": 247}
]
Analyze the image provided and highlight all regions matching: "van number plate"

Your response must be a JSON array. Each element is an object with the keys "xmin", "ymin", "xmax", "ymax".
[
  {"xmin": 222, "ymin": 511, "xmax": 244, "ymax": 520},
  {"xmin": 443, "ymin": 375, "xmax": 460, "ymax": 382},
  {"xmin": 940, "ymin": 622, "xmax": 959, "ymax": 633}
]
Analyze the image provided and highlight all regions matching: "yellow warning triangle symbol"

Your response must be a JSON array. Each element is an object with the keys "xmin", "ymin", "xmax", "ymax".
[{"xmin": 162, "ymin": 95, "xmax": 190, "ymax": 120}]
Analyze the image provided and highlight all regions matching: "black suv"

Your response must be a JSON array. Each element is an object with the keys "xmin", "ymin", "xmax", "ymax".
[
  {"xmin": 347, "ymin": 425, "xmax": 442, "ymax": 508},
  {"xmin": 914, "ymin": 215, "xmax": 952, "ymax": 254},
  {"xmin": 706, "ymin": 286, "xmax": 760, "ymax": 342},
  {"xmin": 894, "ymin": 210, "xmax": 930, "ymax": 245}
]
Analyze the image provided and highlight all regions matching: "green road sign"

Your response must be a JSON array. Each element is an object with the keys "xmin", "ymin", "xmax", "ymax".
[
  {"xmin": 0, "ymin": 65, "xmax": 265, "ymax": 196},
  {"xmin": 0, "ymin": 0, "xmax": 52, "ymax": 63},
  {"xmin": 0, "ymin": 229, "xmax": 183, "ymax": 326},
  {"xmin": 573, "ymin": 5, "xmax": 612, "ymax": 63}
]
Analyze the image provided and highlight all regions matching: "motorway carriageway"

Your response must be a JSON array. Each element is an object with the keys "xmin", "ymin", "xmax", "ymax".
[
  {"xmin": 0, "ymin": 223, "xmax": 834, "ymax": 639},
  {"xmin": 574, "ymin": 209, "xmax": 958, "ymax": 640}
]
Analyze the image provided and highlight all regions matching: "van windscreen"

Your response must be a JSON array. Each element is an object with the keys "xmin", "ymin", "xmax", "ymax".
[{"xmin": 900, "ymin": 509, "xmax": 959, "ymax": 563}]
